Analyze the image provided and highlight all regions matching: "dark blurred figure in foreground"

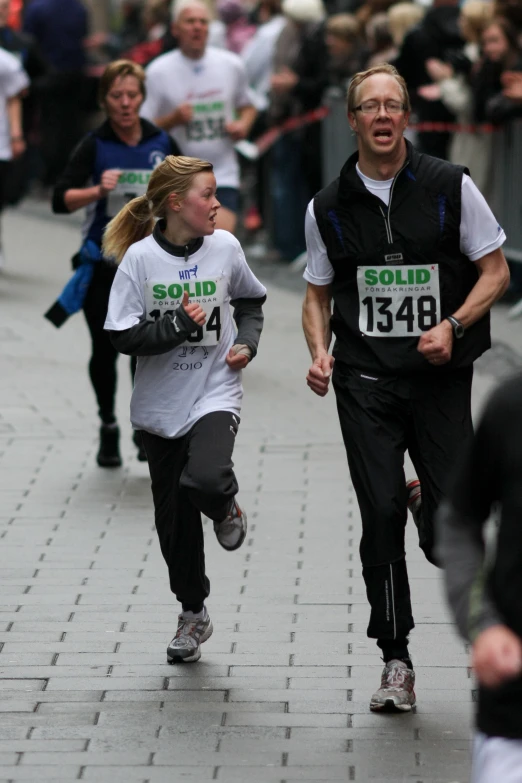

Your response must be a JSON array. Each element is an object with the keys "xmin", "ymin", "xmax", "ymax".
[
  {"xmin": 394, "ymin": 0, "xmax": 464, "ymax": 160},
  {"xmin": 23, "ymin": 0, "xmax": 89, "ymax": 187},
  {"xmin": 438, "ymin": 375, "xmax": 522, "ymax": 782}
]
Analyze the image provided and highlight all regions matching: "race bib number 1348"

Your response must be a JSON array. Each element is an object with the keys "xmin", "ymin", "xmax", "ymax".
[{"xmin": 357, "ymin": 264, "xmax": 441, "ymax": 338}]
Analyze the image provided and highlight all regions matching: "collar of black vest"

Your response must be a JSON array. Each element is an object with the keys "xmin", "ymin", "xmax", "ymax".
[
  {"xmin": 94, "ymin": 118, "xmax": 163, "ymax": 143},
  {"xmin": 338, "ymin": 138, "xmax": 419, "ymax": 204},
  {"xmin": 153, "ymin": 220, "xmax": 204, "ymax": 259}
]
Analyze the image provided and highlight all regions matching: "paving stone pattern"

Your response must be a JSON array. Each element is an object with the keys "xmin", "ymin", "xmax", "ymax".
[{"xmin": 0, "ymin": 207, "xmax": 516, "ymax": 782}]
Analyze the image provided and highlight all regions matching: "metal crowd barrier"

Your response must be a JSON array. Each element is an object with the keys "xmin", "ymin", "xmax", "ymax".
[
  {"xmin": 494, "ymin": 120, "xmax": 522, "ymax": 263},
  {"xmin": 321, "ymin": 89, "xmax": 522, "ymax": 263}
]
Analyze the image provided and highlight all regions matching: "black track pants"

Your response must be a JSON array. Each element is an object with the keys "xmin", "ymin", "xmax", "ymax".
[
  {"xmin": 141, "ymin": 412, "xmax": 240, "ymax": 607},
  {"xmin": 332, "ymin": 362, "xmax": 473, "ymax": 641}
]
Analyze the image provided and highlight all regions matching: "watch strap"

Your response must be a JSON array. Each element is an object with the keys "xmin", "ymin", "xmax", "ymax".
[{"xmin": 446, "ymin": 315, "xmax": 464, "ymax": 336}]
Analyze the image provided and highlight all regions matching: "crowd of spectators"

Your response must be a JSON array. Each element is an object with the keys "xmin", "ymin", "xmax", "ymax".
[{"xmin": 4, "ymin": 0, "xmax": 522, "ymax": 263}]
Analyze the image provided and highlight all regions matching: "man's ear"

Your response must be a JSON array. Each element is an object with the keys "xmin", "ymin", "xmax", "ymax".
[
  {"xmin": 171, "ymin": 21, "xmax": 179, "ymax": 39},
  {"xmin": 348, "ymin": 111, "xmax": 358, "ymax": 133}
]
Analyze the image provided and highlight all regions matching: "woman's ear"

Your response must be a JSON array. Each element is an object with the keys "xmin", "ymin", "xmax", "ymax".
[{"xmin": 167, "ymin": 192, "xmax": 181, "ymax": 212}]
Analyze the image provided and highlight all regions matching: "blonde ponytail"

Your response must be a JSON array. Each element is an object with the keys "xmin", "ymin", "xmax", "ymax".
[
  {"xmin": 102, "ymin": 155, "xmax": 213, "ymax": 263},
  {"xmin": 102, "ymin": 194, "xmax": 154, "ymax": 263}
]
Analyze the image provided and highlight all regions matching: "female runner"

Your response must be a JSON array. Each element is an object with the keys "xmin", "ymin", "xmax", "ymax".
[
  {"xmin": 103, "ymin": 154, "xmax": 266, "ymax": 662},
  {"xmin": 52, "ymin": 60, "xmax": 180, "ymax": 466}
]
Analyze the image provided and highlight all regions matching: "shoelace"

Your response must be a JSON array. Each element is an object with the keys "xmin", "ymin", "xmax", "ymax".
[
  {"xmin": 176, "ymin": 620, "xmax": 197, "ymax": 639},
  {"xmin": 382, "ymin": 665, "xmax": 409, "ymax": 690},
  {"xmin": 174, "ymin": 617, "xmax": 205, "ymax": 646}
]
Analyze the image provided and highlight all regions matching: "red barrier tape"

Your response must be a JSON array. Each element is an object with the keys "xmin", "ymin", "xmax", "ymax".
[
  {"xmin": 411, "ymin": 121, "xmax": 498, "ymax": 133},
  {"xmin": 236, "ymin": 106, "xmax": 499, "ymax": 160},
  {"xmin": 235, "ymin": 106, "xmax": 331, "ymax": 160}
]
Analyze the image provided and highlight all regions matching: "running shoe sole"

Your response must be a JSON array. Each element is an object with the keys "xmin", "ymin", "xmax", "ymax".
[
  {"xmin": 220, "ymin": 517, "xmax": 247, "ymax": 552},
  {"xmin": 214, "ymin": 510, "xmax": 247, "ymax": 552},
  {"xmin": 166, "ymin": 620, "xmax": 214, "ymax": 664},
  {"xmin": 370, "ymin": 697, "xmax": 416, "ymax": 712}
]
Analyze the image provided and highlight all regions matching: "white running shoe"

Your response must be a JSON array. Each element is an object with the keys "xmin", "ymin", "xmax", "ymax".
[
  {"xmin": 370, "ymin": 659, "xmax": 416, "ymax": 712},
  {"xmin": 167, "ymin": 608, "xmax": 213, "ymax": 664},
  {"xmin": 213, "ymin": 499, "xmax": 247, "ymax": 551}
]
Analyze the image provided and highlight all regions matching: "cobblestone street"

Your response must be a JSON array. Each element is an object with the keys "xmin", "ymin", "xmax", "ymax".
[{"xmin": 0, "ymin": 205, "xmax": 520, "ymax": 782}]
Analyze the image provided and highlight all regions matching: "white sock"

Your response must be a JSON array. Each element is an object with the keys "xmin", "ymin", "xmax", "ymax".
[{"xmin": 182, "ymin": 606, "xmax": 207, "ymax": 620}]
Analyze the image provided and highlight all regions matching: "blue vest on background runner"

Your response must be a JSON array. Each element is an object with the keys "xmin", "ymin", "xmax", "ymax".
[{"xmin": 85, "ymin": 130, "xmax": 172, "ymax": 247}]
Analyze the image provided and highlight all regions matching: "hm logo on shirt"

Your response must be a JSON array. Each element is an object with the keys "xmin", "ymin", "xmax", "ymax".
[{"xmin": 179, "ymin": 266, "xmax": 198, "ymax": 281}]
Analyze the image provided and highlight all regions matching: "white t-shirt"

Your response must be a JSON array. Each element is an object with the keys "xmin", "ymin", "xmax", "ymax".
[
  {"xmin": 141, "ymin": 47, "xmax": 255, "ymax": 189},
  {"xmin": 104, "ymin": 230, "xmax": 266, "ymax": 439},
  {"xmin": 0, "ymin": 47, "xmax": 29, "ymax": 161},
  {"xmin": 304, "ymin": 168, "xmax": 507, "ymax": 286}
]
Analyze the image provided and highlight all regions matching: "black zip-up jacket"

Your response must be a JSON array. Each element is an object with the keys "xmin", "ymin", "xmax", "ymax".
[
  {"xmin": 313, "ymin": 140, "xmax": 491, "ymax": 374},
  {"xmin": 438, "ymin": 373, "xmax": 522, "ymax": 739}
]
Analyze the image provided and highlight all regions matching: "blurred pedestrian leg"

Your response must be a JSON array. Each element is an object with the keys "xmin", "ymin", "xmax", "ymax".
[
  {"xmin": 270, "ymin": 131, "xmax": 308, "ymax": 261},
  {"xmin": 23, "ymin": 0, "xmax": 90, "ymax": 186}
]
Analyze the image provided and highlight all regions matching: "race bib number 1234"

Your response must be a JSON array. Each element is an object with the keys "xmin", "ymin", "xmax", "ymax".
[{"xmin": 357, "ymin": 264, "xmax": 441, "ymax": 337}]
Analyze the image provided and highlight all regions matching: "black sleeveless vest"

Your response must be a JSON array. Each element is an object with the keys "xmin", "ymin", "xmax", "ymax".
[{"xmin": 313, "ymin": 141, "xmax": 491, "ymax": 374}]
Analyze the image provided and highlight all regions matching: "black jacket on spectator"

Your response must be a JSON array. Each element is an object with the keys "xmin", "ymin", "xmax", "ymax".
[
  {"xmin": 293, "ymin": 22, "xmax": 329, "ymax": 195},
  {"xmin": 395, "ymin": 6, "xmax": 464, "ymax": 159},
  {"xmin": 473, "ymin": 54, "xmax": 522, "ymax": 125}
]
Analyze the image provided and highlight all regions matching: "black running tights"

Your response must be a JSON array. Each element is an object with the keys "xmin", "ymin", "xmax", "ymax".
[{"xmin": 82, "ymin": 265, "xmax": 135, "ymax": 424}]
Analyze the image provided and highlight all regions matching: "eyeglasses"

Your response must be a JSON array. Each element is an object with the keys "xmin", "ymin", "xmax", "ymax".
[{"xmin": 353, "ymin": 100, "xmax": 406, "ymax": 115}]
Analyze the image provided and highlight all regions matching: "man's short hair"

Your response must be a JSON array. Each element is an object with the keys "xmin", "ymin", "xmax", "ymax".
[
  {"xmin": 170, "ymin": 0, "xmax": 210, "ymax": 23},
  {"xmin": 347, "ymin": 63, "xmax": 411, "ymax": 114}
]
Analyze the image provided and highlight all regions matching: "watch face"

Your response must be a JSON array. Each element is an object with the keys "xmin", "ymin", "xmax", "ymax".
[{"xmin": 455, "ymin": 324, "xmax": 465, "ymax": 339}]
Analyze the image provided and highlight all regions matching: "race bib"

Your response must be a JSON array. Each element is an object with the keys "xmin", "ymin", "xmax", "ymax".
[
  {"xmin": 357, "ymin": 264, "xmax": 441, "ymax": 337},
  {"xmin": 186, "ymin": 99, "xmax": 227, "ymax": 143},
  {"xmin": 144, "ymin": 276, "xmax": 224, "ymax": 347},
  {"xmin": 107, "ymin": 170, "xmax": 152, "ymax": 217}
]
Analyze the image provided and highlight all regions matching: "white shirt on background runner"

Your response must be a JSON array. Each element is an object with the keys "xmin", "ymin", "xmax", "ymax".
[
  {"xmin": 141, "ymin": 47, "xmax": 255, "ymax": 189},
  {"xmin": 241, "ymin": 15, "xmax": 287, "ymax": 111},
  {"xmin": 104, "ymin": 229, "xmax": 266, "ymax": 440},
  {"xmin": 0, "ymin": 47, "xmax": 29, "ymax": 161},
  {"xmin": 304, "ymin": 167, "xmax": 507, "ymax": 286}
]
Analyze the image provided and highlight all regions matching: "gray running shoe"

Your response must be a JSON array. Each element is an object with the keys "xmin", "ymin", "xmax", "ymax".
[
  {"xmin": 370, "ymin": 659, "xmax": 416, "ymax": 712},
  {"xmin": 213, "ymin": 499, "xmax": 247, "ymax": 551},
  {"xmin": 406, "ymin": 477, "xmax": 421, "ymax": 528},
  {"xmin": 167, "ymin": 610, "xmax": 213, "ymax": 664}
]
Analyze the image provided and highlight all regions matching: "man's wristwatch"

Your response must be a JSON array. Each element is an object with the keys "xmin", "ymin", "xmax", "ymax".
[{"xmin": 446, "ymin": 315, "xmax": 465, "ymax": 339}]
